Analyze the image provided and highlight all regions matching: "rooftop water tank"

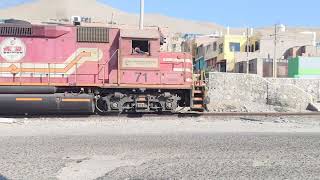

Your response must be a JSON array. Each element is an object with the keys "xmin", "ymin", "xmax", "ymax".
[{"xmin": 278, "ymin": 24, "xmax": 286, "ymax": 32}]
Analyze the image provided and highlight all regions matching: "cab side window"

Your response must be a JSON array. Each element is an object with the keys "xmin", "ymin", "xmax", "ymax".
[{"xmin": 132, "ymin": 40, "xmax": 150, "ymax": 55}]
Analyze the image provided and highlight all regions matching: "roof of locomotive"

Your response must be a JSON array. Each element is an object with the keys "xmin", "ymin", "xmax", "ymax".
[
  {"xmin": 0, "ymin": 19, "xmax": 164, "ymax": 40},
  {"xmin": 121, "ymin": 29, "xmax": 160, "ymax": 39}
]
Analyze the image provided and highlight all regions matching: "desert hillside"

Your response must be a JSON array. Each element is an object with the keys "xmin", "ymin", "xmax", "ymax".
[{"xmin": 0, "ymin": 0, "xmax": 224, "ymax": 34}]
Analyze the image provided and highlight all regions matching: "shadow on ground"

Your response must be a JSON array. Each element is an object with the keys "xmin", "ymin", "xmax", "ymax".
[{"xmin": 0, "ymin": 174, "xmax": 8, "ymax": 180}]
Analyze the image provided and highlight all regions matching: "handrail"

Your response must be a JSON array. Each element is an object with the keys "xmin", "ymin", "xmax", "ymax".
[
  {"xmin": 98, "ymin": 49, "xmax": 119, "ymax": 85},
  {"xmin": 97, "ymin": 49, "xmax": 119, "ymax": 76},
  {"xmin": 98, "ymin": 49, "xmax": 119, "ymax": 66}
]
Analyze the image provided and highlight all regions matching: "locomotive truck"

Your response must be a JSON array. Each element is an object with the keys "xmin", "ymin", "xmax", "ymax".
[{"xmin": 0, "ymin": 20, "xmax": 207, "ymax": 114}]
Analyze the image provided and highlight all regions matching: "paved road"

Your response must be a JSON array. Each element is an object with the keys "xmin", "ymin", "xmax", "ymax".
[{"xmin": 1, "ymin": 131, "xmax": 320, "ymax": 179}]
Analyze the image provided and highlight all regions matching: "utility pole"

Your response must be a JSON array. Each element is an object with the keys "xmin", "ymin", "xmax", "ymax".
[
  {"xmin": 110, "ymin": 12, "xmax": 114, "ymax": 28},
  {"xmin": 139, "ymin": 0, "xmax": 144, "ymax": 30},
  {"xmin": 246, "ymin": 27, "xmax": 249, "ymax": 74},
  {"xmin": 273, "ymin": 24, "xmax": 277, "ymax": 78}
]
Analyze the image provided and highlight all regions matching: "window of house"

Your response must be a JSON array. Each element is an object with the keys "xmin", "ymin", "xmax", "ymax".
[
  {"xmin": 245, "ymin": 45, "xmax": 253, "ymax": 52},
  {"xmin": 229, "ymin": 42, "xmax": 240, "ymax": 52},
  {"xmin": 249, "ymin": 62, "xmax": 254, "ymax": 73},
  {"xmin": 132, "ymin": 40, "xmax": 150, "ymax": 55},
  {"xmin": 206, "ymin": 45, "xmax": 211, "ymax": 54},
  {"xmin": 302, "ymin": 46, "xmax": 306, "ymax": 54},
  {"xmin": 197, "ymin": 45, "xmax": 204, "ymax": 57},
  {"xmin": 207, "ymin": 60, "xmax": 212, "ymax": 66},
  {"xmin": 219, "ymin": 43, "xmax": 224, "ymax": 54},
  {"xmin": 255, "ymin": 41, "xmax": 260, "ymax": 51},
  {"xmin": 251, "ymin": 45, "xmax": 255, "ymax": 52},
  {"xmin": 196, "ymin": 47, "xmax": 200, "ymax": 56},
  {"xmin": 212, "ymin": 42, "xmax": 217, "ymax": 51}
]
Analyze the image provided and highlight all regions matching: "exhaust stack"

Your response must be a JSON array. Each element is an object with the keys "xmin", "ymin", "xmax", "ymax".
[{"xmin": 139, "ymin": 0, "xmax": 144, "ymax": 30}]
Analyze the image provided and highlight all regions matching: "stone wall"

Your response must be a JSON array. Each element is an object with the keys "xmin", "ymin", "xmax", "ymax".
[
  {"xmin": 267, "ymin": 78, "xmax": 320, "ymax": 102},
  {"xmin": 207, "ymin": 73, "xmax": 314, "ymax": 112}
]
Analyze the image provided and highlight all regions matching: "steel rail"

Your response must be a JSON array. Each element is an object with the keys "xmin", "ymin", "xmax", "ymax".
[
  {"xmin": 4, "ymin": 112, "xmax": 320, "ymax": 119},
  {"xmin": 179, "ymin": 112, "xmax": 320, "ymax": 117}
]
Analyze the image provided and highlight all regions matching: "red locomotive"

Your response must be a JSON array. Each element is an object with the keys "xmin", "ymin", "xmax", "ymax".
[{"xmin": 0, "ymin": 20, "xmax": 207, "ymax": 114}]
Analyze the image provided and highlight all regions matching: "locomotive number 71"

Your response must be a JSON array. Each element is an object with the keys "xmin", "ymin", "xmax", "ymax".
[{"xmin": 135, "ymin": 72, "xmax": 148, "ymax": 82}]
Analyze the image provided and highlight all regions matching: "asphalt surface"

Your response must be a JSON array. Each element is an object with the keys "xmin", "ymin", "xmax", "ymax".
[{"xmin": 1, "ymin": 131, "xmax": 320, "ymax": 179}]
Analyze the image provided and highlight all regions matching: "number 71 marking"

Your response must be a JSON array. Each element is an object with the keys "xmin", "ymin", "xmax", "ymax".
[{"xmin": 135, "ymin": 72, "xmax": 147, "ymax": 82}]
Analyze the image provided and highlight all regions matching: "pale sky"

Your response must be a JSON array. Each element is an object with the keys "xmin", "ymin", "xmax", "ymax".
[{"xmin": 1, "ymin": 0, "xmax": 319, "ymax": 27}]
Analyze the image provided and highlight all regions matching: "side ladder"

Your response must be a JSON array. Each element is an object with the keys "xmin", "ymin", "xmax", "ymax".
[{"xmin": 191, "ymin": 71, "xmax": 208, "ymax": 112}]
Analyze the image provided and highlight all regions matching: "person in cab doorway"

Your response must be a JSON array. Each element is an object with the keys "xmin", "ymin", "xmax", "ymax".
[{"xmin": 134, "ymin": 47, "xmax": 146, "ymax": 54}]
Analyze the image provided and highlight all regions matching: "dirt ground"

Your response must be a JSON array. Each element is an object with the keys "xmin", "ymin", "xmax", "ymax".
[{"xmin": 1, "ymin": 116, "xmax": 320, "ymax": 180}]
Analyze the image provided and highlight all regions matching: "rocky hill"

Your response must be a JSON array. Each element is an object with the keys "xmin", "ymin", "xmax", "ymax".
[{"xmin": 0, "ymin": 0, "xmax": 224, "ymax": 34}]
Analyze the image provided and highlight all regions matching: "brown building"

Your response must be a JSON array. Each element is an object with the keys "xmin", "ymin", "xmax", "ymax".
[{"xmin": 234, "ymin": 30, "xmax": 318, "ymax": 77}]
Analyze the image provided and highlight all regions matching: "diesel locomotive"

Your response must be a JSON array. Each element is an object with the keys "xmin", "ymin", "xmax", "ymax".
[{"xmin": 0, "ymin": 20, "xmax": 207, "ymax": 114}]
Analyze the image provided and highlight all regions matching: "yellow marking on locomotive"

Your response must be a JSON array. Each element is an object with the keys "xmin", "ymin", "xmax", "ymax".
[
  {"xmin": 16, "ymin": 98, "xmax": 43, "ymax": 102},
  {"xmin": 1, "ymin": 52, "xmax": 91, "ymax": 74}
]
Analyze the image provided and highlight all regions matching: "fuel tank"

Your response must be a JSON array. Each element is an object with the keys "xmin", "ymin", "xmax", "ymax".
[{"xmin": 0, "ymin": 93, "xmax": 95, "ymax": 115}]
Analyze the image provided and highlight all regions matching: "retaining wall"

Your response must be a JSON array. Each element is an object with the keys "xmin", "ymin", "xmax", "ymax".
[
  {"xmin": 207, "ymin": 73, "xmax": 315, "ymax": 112},
  {"xmin": 267, "ymin": 78, "xmax": 320, "ymax": 102}
]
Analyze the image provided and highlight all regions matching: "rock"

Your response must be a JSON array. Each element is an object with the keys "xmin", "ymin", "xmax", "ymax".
[{"xmin": 307, "ymin": 103, "xmax": 320, "ymax": 112}]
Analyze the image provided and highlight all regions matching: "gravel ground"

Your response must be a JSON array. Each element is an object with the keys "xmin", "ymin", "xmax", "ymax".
[{"xmin": 1, "ymin": 116, "xmax": 320, "ymax": 180}]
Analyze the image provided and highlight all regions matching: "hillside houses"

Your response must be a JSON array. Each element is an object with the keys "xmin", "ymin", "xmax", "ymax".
[{"xmin": 189, "ymin": 26, "xmax": 320, "ymax": 78}]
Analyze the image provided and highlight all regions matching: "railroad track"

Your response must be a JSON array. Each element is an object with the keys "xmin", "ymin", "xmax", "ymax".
[
  {"xmin": 93, "ymin": 111, "xmax": 320, "ymax": 118},
  {"xmin": 189, "ymin": 112, "xmax": 320, "ymax": 117},
  {"xmin": 2, "ymin": 111, "xmax": 320, "ymax": 119}
]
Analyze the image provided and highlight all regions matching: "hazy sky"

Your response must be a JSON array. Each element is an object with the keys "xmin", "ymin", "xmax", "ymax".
[{"xmin": 1, "ymin": 0, "xmax": 319, "ymax": 27}]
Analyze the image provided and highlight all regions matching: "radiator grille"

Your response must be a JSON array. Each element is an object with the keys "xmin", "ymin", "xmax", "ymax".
[
  {"xmin": 77, "ymin": 27, "xmax": 109, "ymax": 43},
  {"xmin": 0, "ymin": 26, "xmax": 32, "ymax": 36}
]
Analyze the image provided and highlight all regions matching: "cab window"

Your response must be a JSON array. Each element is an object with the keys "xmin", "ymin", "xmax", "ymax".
[{"xmin": 132, "ymin": 40, "xmax": 150, "ymax": 55}]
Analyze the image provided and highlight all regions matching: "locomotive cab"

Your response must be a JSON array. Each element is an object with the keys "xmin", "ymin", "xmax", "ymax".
[{"xmin": 119, "ymin": 29, "xmax": 161, "ymax": 85}]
